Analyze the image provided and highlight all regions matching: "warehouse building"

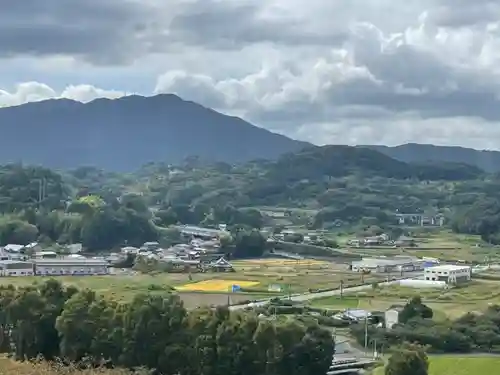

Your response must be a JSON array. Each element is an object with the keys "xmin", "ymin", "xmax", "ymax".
[
  {"xmin": 424, "ymin": 264, "xmax": 471, "ymax": 285},
  {"xmin": 0, "ymin": 260, "xmax": 34, "ymax": 276},
  {"xmin": 351, "ymin": 256, "xmax": 423, "ymax": 273},
  {"xmin": 175, "ymin": 225, "xmax": 226, "ymax": 239},
  {"xmin": 33, "ymin": 258, "xmax": 109, "ymax": 276}
]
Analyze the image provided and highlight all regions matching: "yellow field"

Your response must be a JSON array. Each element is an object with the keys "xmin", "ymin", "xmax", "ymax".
[{"xmin": 175, "ymin": 279, "xmax": 260, "ymax": 292}]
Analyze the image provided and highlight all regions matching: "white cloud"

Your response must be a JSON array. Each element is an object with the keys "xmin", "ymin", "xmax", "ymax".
[
  {"xmin": 0, "ymin": 82, "xmax": 128, "ymax": 107},
  {"xmin": 1, "ymin": 0, "xmax": 500, "ymax": 150}
]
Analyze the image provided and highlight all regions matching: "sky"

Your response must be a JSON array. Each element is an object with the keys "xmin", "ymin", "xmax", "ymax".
[{"xmin": 1, "ymin": 0, "xmax": 500, "ymax": 148}]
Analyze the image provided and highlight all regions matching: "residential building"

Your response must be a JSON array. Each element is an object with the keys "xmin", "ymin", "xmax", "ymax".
[
  {"xmin": 33, "ymin": 258, "xmax": 109, "ymax": 276},
  {"xmin": 396, "ymin": 213, "xmax": 445, "ymax": 227},
  {"xmin": 206, "ymin": 257, "xmax": 234, "ymax": 272},
  {"xmin": 141, "ymin": 242, "xmax": 160, "ymax": 252},
  {"xmin": 162, "ymin": 257, "xmax": 201, "ymax": 272},
  {"xmin": 341, "ymin": 308, "xmax": 371, "ymax": 322},
  {"xmin": 3, "ymin": 244, "xmax": 25, "ymax": 253},
  {"xmin": 121, "ymin": 246, "xmax": 139, "ymax": 254},
  {"xmin": 66, "ymin": 243, "xmax": 83, "ymax": 254},
  {"xmin": 424, "ymin": 265, "xmax": 471, "ymax": 284},
  {"xmin": 0, "ymin": 260, "xmax": 34, "ymax": 276},
  {"xmin": 34, "ymin": 251, "xmax": 58, "ymax": 259},
  {"xmin": 394, "ymin": 236, "xmax": 416, "ymax": 247}
]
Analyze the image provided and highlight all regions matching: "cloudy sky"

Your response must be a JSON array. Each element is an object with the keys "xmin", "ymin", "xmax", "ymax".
[{"xmin": 2, "ymin": 0, "xmax": 500, "ymax": 148}]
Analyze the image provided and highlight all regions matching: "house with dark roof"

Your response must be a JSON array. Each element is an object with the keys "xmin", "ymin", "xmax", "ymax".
[{"xmin": 206, "ymin": 257, "xmax": 234, "ymax": 272}]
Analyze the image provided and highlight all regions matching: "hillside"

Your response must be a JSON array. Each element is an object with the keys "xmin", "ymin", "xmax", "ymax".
[
  {"xmin": 0, "ymin": 94, "xmax": 308, "ymax": 171},
  {"xmin": 365, "ymin": 143, "xmax": 500, "ymax": 173},
  {"xmin": 265, "ymin": 145, "xmax": 485, "ymax": 182}
]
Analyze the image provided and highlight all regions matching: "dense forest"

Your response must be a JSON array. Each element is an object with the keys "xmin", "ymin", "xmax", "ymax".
[
  {"xmin": 1, "ymin": 145, "xmax": 500, "ymax": 251},
  {"xmin": 0, "ymin": 279, "xmax": 334, "ymax": 375}
]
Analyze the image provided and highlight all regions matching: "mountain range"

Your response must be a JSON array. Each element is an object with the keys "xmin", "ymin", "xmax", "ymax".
[
  {"xmin": 0, "ymin": 94, "xmax": 306, "ymax": 171},
  {"xmin": 0, "ymin": 93, "xmax": 499, "ymax": 172}
]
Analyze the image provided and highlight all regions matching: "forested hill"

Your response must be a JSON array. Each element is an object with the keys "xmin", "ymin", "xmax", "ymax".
[
  {"xmin": 0, "ymin": 94, "xmax": 308, "ymax": 171},
  {"xmin": 0, "ymin": 142, "xmax": 495, "ymax": 251},
  {"xmin": 365, "ymin": 143, "xmax": 500, "ymax": 173},
  {"xmin": 266, "ymin": 145, "xmax": 485, "ymax": 182}
]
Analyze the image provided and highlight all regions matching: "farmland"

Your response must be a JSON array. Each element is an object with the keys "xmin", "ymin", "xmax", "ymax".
[
  {"xmin": 344, "ymin": 231, "xmax": 497, "ymax": 263},
  {"xmin": 373, "ymin": 355, "xmax": 500, "ymax": 375},
  {"xmin": 310, "ymin": 280, "xmax": 500, "ymax": 319},
  {"xmin": 0, "ymin": 257, "xmax": 384, "ymax": 308},
  {"xmin": 175, "ymin": 279, "xmax": 260, "ymax": 292}
]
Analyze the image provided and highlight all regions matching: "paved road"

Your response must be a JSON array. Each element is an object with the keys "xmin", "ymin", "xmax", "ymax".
[
  {"xmin": 335, "ymin": 336, "xmax": 370, "ymax": 359},
  {"xmin": 229, "ymin": 278, "xmax": 411, "ymax": 310}
]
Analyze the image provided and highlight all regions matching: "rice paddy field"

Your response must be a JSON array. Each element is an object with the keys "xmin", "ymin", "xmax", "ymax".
[
  {"xmin": 310, "ymin": 280, "xmax": 500, "ymax": 319},
  {"xmin": 373, "ymin": 355, "xmax": 500, "ymax": 375},
  {"xmin": 175, "ymin": 279, "xmax": 260, "ymax": 292},
  {"xmin": 0, "ymin": 257, "xmax": 385, "ymax": 308}
]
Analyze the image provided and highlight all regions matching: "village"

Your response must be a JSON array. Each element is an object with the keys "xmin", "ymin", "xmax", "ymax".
[{"xmin": 0, "ymin": 224, "xmax": 235, "ymax": 277}]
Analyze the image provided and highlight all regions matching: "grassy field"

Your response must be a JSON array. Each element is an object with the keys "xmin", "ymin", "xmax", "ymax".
[
  {"xmin": 373, "ymin": 355, "xmax": 500, "ymax": 375},
  {"xmin": 0, "ymin": 258, "xmax": 385, "ymax": 308},
  {"xmin": 0, "ymin": 356, "xmax": 131, "ymax": 375},
  {"xmin": 310, "ymin": 281, "xmax": 500, "ymax": 319},
  {"xmin": 341, "ymin": 231, "xmax": 499, "ymax": 263}
]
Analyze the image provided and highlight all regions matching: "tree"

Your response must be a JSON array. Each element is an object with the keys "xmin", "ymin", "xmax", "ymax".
[
  {"xmin": 232, "ymin": 228, "xmax": 266, "ymax": 258},
  {"xmin": 385, "ymin": 343, "xmax": 429, "ymax": 375},
  {"xmin": 399, "ymin": 296, "xmax": 433, "ymax": 324},
  {"xmin": 0, "ymin": 219, "xmax": 38, "ymax": 245}
]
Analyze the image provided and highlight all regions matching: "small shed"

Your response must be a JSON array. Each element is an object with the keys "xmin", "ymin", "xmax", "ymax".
[{"xmin": 385, "ymin": 305, "xmax": 405, "ymax": 329}]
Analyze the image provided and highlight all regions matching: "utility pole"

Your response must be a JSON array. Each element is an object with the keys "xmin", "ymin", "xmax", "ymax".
[
  {"xmin": 340, "ymin": 280, "xmax": 344, "ymax": 299},
  {"xmin": 38, "ymin": 179, "xmax": 42, "ymax": 209},
  {"xmin": 364, "ymin": 315, "xmax": 368, "ymax": 350},
  {"xmin": 37, "ymin": 178, "xmax": 47, "ymax": 210}
]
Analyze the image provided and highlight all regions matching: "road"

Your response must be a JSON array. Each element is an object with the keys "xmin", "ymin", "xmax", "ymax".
[{"xmin": 229, "ymin": 277, "xmax": 415, "ymax": 310}]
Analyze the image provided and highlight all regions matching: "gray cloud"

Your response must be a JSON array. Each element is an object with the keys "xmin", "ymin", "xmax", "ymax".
[
  {"xmin": 431, "ymin": 0, "xmax": 500, "ymax": 27},
  {"xmin": 1, "ymin": 0, "xmax": 500, "ymax": 150},
  {"xmin": 169, "ymin": 0, "xmax": 348, "ymax": 48},
  {"xmin": 0, "ymin": 0, "xmax": 159, "ymax": 64}
]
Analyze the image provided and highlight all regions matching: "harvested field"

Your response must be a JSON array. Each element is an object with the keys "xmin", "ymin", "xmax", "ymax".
[
  {"xmin": 0, "ymin": 257, "xmax": 385, "ymax": 308},
  {"xmin": 177, "ymin": 292, "xmax": 267, "ymax": 308}
]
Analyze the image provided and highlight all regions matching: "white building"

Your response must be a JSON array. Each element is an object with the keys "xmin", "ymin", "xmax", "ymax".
[
  {"xmin": 351, "ymin": 256, "xmax": 423, "ymax": 274},
  {"xmin": 175, "ymin": 225, "xmax": 225, "ymax": 239},
  {"xmin": 0, "ymin": 260, "xmax": 34, "ymax": 276},
  {"xmin": 33, "ymin": 258, "xmax": 109, "ymax": 276},
  {"xmin": 385, "ymin": 308, "xmax": 403, "ymax": 329},
  {"xmin": 398, "ymin": 279, "xmax": 447, "ymax": 289},
  {"xmin": 34, "ymin": 251, "xmax": 58, "ymax": 259},
  {"xmin": 424, "ymin": 264, "xmax": 471, "ymax": 284}
]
